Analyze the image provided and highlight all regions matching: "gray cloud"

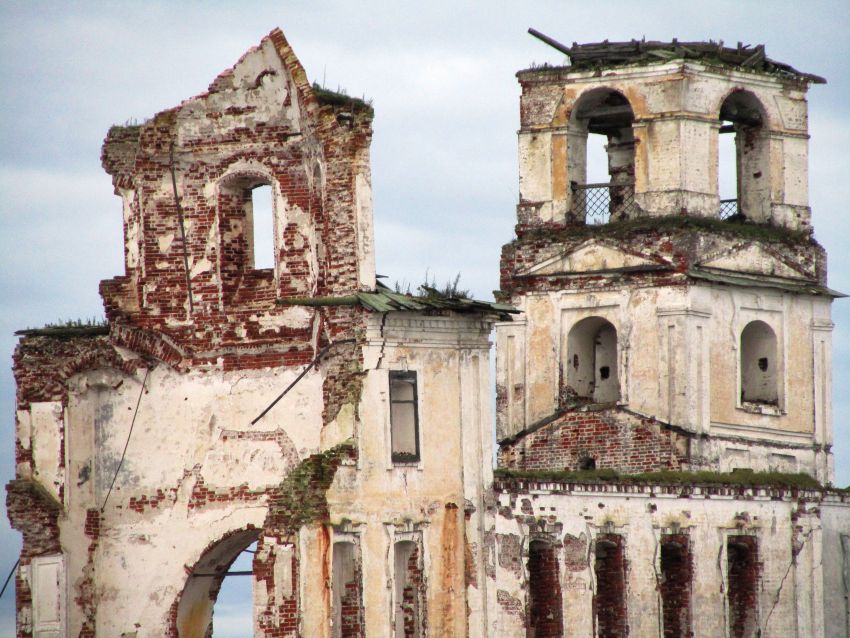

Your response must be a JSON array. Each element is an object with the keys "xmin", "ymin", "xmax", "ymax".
[{"xmin": 1, "ymin": 0, "xmax": 848, "ymax": 630}]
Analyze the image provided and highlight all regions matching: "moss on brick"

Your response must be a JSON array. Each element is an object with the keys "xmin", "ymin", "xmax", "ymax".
[
  {"xmin": 519, "ymin": 215, "xmax": 815, "ymax": 248},
  {"xmin": 265, "ymin": 443, "xmax": 355, "ymax": 535},
  {"xmin": 494, "ymin": 467, "xmax": 823, "ymax": 490}
]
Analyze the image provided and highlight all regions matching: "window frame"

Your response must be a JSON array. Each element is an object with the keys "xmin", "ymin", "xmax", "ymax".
[{"xmin": 389, "ymin": 370, "xmax": 421, "ymax": 464}]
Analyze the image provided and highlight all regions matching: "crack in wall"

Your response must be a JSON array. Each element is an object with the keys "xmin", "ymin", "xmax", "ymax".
[{"xmin": 761, "ymin": 525, "xmax": 813, "ymax": 635}]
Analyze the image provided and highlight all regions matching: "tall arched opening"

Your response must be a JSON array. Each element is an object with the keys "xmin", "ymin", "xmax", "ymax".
[
  {"xmin": 176, "ymin": 528, "xmax": 261, "ymax": 638},
  {"xmin": 568, "ymin": 88, "xmax": 636, "ymax": 224},
  {"xmin": 718, "ymin": 90, "xmax": 769, "ymax": 222}
]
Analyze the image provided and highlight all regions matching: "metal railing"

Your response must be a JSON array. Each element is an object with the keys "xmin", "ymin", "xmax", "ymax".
[
  {"xmin": 571, "ymin": 181, "xmax": 637, "ymax": 225},
  {"xmin": 719, "ymin": 198, "xmax": 739, "ymax": 220}
]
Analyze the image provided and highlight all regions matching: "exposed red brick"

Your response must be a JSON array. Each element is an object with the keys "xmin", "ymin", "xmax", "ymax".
[
  {"xmin": 594, "ymin": 533, "xmax": 628, "ymax": 638},
  {"xmin": 499, "ymin": 407, "xmax": 688, "ymax": 473},
  {"xmin": 659, "ymin": 535, "xmax": 693, "ymax": 638},
  {"xmin": 727, "ymin": 536, "xmax": 759, "ymax": 638},
  {"xmin": 527, "ymin": 540, "xmax": 563, "ymax": 637}
]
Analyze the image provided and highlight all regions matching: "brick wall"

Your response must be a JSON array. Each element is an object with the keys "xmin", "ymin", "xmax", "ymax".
[
  {"xmin": 594, "ymin": 534, "xmax": 628, "ymax": 638},
  {"xmin": 253, "ymin": 537, "xmax": 299, "ymax": 638},
  {"xmin": 395, "ymin": 541, "xmax": 425, "ymax": 638},
  {"xmin": 727, "ymin": 536, "xmax": 759, "ymax": 638},
  {"xmin": 498, "ymin": 407, "xmax": 688, "ymax": 473},
  {"xmin": 98, "ymin": 29, "xmax": 374, "ymax": 375},
  {"xmin": 659, "ymin": 534, "xmax": 692, "ymax": 638},
  {"xmin": 527, "ymin": 540, "xmax": 563, "ymax": 637},
  {"xmin": 338, "ymin": 564, "xmax": 363, "ymax": 637}
]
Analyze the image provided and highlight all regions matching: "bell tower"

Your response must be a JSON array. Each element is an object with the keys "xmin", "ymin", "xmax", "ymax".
[{"xmin": 496, "ymin": 39, "xmax": 839, "ymax": 482}]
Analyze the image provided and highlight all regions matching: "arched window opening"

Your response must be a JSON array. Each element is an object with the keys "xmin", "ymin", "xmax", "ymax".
[
  {"xmin": 718, "ymin": 91, "xmax": 768, "ymax": 222},
  {"xmin": 727, "ymin": 537, "xmax": 759, "ymax": 638},
  {"xmin": 333, "ymin": 541, "xmax": 364, "ymax": 638},
  {"xmin": 659, "ymin": 536, "xmax": 693, "ymax": 638},
  {"xmin": 218, "ymin": 174, "xmax": 276, "ymax": 278},
  {"xmin": 569, "ymin": 89, "xmax": 636, "ymax": 225},
  {"xmin": 565, "ymin": 317, "xmax": 620, "ymax": 404},
  {"xmin": 177, "ymin": 529, "xmax": 260, "ymax": 638},
  {"xmin": 393, "ymin": 540, "xmax": 425, "ymax": 638},
  {"xmin": 527, "ymin": 540, "xmax": 563, "ymax": 638},
  {"xmin": 740, "ymin": 321, "xmax": 778, "ymax": 405},
  {"xmin": 251, "ymin": 184, "xmax": 275, "ymax": 269},
  {"xmin": 594, "ymin": 534, "xmax": 627, "ymax": 638}
]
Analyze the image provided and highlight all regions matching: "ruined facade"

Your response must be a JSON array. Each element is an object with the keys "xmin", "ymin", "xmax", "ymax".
[
  {"xmin": 6, "ymin": 30, "xmax": 850, "ymax": 638},
  {"xmin": 7, "ymin": 30, "xmax": 511, "ymax": 637},
  {"xmin": 492, "ymin": 39, "xmax": 849, "ymax": 638}
]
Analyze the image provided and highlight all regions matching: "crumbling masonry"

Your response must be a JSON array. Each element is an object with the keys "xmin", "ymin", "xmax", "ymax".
[{"xmin": 7, "ymin": 28, "xmax": 850, "ymax": 638}]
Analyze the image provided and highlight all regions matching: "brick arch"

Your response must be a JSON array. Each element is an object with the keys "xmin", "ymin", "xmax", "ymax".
[
  {"xmin": 169, "ymin": 525, "xmax": 262, "ymax": 638},
  {"xmin": 14, "ymin": 335, "xmax": 144, "ymax": 407},
  {"xmin": 110, "ymin": 322, "xmax": 186, "ymax": 369},
  {"xmin": 216, "ymin": 160, "xmax": 276, "ymax": 190}
]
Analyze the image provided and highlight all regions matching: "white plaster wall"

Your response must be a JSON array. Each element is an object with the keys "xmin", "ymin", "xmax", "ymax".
[
  {"xmin": 491, "ymin": 484, "xmax": 835, "ymax": 638},
  {"xmin": 518, "ymin": 61, "xmax": 814, "ymax": 228},
  {"xmin": 18, "ymin": 402, "xmax": 64, "ymax": 502},
  {"xmin": 496, "ymin": 276, "xmax": 831, "ymax": 476},
  {"xmin": 821, "ymin": 500, "xmax": 850, "ymax": 638},
  {"xmin": 45, "ymin": 310, "xmax": 496, "ymax": 636},
  {"xmin": 58, "ymin": 360, "xmax": 335, "ymax": 635},
  {"xmin": 322, "ymin": 312, "xmax": 494, "ymax": 637}
]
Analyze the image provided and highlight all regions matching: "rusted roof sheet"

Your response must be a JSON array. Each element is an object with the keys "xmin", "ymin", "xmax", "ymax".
[{"xmin": 527, "ymin": 37, "xmax": 825, "ymax": 84}]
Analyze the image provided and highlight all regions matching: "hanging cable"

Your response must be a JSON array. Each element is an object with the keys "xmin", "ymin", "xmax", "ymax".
[
  {"xmin": 101, "ymin": 368, "xmax": 150, "ymax": 512},
  {"xmin": 0, "ymin": 559, "xmax": 19, "ymax": 599},
  {"xmin": 251, "ymin": 339, "xmax": 355, "ymax": 425}
]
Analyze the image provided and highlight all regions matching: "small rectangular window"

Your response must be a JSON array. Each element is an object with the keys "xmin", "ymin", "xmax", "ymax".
[{"xmin": 390, "ymin": 371, "xmax": 419, "ymax": 463}]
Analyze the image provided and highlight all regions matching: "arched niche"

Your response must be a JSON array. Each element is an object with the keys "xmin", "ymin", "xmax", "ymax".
[
  {"xmin": 526, "ymin": 539, "xmax": 563, "ymax": 637},
  {"xmin": 740, "ymin": 320, "xmax": 779, "ymax": 405},
  {"xmin": 566, "ymin": 316, "xmax": 620, "ymax": 403}
]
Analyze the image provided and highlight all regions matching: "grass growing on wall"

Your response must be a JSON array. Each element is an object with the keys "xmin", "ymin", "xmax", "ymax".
[{"xmin": 494, "ymin": 467, "xmax": 823, "ymax": 490}]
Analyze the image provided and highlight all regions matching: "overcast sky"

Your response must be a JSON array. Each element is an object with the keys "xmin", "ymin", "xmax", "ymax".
[{"xmin": 1, "ymin": 1, "xmax": 847, "ymax": 633}]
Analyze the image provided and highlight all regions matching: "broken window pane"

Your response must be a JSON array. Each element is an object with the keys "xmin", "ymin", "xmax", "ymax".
[{"xmin": 390, "ymin": 372, "xmax": 419, "ymax": 463}]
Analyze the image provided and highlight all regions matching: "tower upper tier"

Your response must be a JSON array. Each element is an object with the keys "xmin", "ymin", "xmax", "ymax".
[{"xmin": 516, "ymin": 39, "xmax": 825, "ymax": 233}]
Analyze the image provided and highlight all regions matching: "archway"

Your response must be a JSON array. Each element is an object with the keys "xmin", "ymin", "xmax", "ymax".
[
  {"xmin": 568, "ymin": 88, "xmax": 636, "ymax": 224},
  {"xmin": 718, "ymin": 90, "xmax": 769, "ymax": 222},
  {"xmin": 176, "ymin": 528, "xmax": 260, "ymax": 638}
]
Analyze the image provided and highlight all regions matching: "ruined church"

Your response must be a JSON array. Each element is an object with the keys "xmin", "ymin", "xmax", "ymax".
[{"xmin": 7, "ymin": 27, "xmax": 849, "ymax": 638}]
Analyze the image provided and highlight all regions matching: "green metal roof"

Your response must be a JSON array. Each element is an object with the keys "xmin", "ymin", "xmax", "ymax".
[{"xmin": 277, "ymin": 282, "xmax": 519, "ymax": 318}]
